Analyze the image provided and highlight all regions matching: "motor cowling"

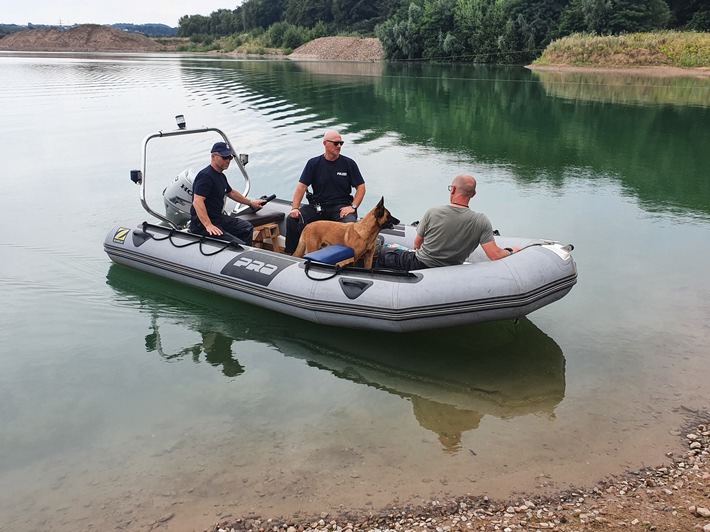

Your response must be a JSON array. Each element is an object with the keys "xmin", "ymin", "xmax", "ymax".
[{"xmin": 163, "ymin": 168, "xmax": 197, "ymax": 227}]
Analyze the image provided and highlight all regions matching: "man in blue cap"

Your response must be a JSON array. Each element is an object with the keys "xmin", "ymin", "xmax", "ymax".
[{"xmin": 189, "ymin": 142, "xmax": 265, "ymax": 244}]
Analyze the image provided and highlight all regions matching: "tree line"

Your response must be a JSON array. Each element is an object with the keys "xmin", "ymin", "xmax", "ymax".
[{"xmin": 179, "ymin": 0, "xmax": 709, "ymax": 63}]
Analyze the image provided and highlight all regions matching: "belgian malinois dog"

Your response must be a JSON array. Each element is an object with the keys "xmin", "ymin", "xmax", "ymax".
[{"xmin": 293, "ymin": 197, "xmax": 400, "ymax": 268}]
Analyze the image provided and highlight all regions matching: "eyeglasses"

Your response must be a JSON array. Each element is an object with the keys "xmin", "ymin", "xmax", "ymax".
[
  {"xmin": 219, "ymin": 154, "xmax": 233, "ymax": 161},
  {"xmin": 326, "ymin": 140, "xmax": 345, "ymax": 146},
  {"xmin": 447, "ymin": 185, "xmax": 454, "ymax": 192}
]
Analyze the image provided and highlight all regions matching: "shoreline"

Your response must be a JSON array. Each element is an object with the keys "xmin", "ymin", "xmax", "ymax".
[
  {"xmin": 527, "ymin": 63, "xmax": 710, "ymax": 79},
  {"xmin": 207, "ymin": 410, "xmax": 710, "ymax": 532}
]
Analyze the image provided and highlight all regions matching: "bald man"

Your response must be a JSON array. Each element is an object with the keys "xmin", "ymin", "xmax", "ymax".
[
  {"xmin": 377, "ymin": 174, "xmax": 521, "ymax": 270},
  {"xmin": 284, "ymin": 130, "xmax": 366, "ymax": 254}
]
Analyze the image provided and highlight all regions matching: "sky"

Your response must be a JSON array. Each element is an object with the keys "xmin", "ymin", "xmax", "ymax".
[{"xmin": 2, "ymin": 0, "xmax": 238, "ymax": 27}]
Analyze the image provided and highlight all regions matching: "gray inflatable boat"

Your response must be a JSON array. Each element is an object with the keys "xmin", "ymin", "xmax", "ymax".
[{"xmin": 104, "ymin": 119, "xmax": 577, "ymax": 332}]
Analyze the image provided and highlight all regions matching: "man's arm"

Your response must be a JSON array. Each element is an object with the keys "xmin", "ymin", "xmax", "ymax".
[
  {"xmin": 340, "ymin": 183, "xmax": 367, "ymax": 218},
  {"xmin": 193, "ymin": 195, "xmax": 223, "ymax": 236},
  {"xmin": 481, "ymin": 240, "xmax": 521, "ymax": 260},
  {"xmin": 289, "ymin": 182, "xmax": 308, "ymax": 218},
  {"xmin": 352, "ymin": 183, "xmax": 366, "ymax": 208},
  {"xmin": 227, "ymin": 189, "xmax": 263, "ymax": 210}
]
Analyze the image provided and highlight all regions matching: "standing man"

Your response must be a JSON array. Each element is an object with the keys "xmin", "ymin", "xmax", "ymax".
[
  {"xmin": 284, "ymin": 130, "xmax": 366, "ymax": 254},
  {"xmin": 377, "ymin": 174, "xmax": 521, "ymax": 270},
  {"xmin": 189, "ymin": 142, "xmax": 265, "ymax": 245}
]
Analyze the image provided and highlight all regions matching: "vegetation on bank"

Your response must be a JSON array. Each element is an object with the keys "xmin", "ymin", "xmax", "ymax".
[
  {"xmin": 160, "ymin": 22, "xmax": 331, "ymax": 55},
  {"xmin": 172, "ymin": 0, "xmax": 710, "ymax": 63},
  {"xmin": 535, "ymin": 31, "xmax": 710, "ymax": 67},
  {"xmin": 3, "ymin": 1, "xmax": 709, "ymax": 64}
]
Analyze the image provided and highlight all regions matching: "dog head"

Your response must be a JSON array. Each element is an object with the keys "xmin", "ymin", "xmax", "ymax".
[{"xmin": 374, "ymin": 196, "xmax": 400, "ymax": 229}]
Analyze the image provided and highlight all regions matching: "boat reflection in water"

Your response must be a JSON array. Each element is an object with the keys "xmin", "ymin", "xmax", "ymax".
[{"xmin": 107, "ymin": 264, "xmax": 566, "ymax": 453}]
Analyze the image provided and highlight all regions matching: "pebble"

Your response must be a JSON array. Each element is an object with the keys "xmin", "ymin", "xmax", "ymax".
[{"xmin": 207, "ymin": 418, "xmax": 710, "ymax": 532}]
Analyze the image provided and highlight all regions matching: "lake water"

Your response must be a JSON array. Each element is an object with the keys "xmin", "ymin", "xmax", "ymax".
[{"xmin": 1, "ymin": 52, "xmax": 709, "ymax": 531}]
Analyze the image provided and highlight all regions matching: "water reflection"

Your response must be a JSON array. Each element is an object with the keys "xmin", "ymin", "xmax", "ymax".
[
  {"xmin": 531, "ymin": 68, "xmax": 710, "ymax": 108},
  {"xmin": 179, "ymin": 59, "xmax": 710, "ymax": 218},
  {"xmin": 145, "ymin": 321, "xmax": 245, "ymax": 378},
  {"xmin": 106, "ymin": 264, "xmax": 565, "ymax": 453}
]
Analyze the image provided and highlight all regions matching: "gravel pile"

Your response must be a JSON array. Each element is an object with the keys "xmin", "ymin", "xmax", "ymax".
[
  {"xmin": 0, "ymin": 24, "xmax": 160, "ymax": 52},
  {"xmin": 207, "ymin": 412, "xmax": 710, "ymax": 532},
  {"xmin": 289, "ymin": 37, "xmax": 384, "ymax": 62}
]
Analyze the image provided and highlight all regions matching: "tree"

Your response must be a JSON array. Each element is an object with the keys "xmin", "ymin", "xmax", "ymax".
[
  {"xmin": 178, "ymin": 15, "xmax": 211, "ymax": 37},
  {"xmin": 558, "ymin": 0, "xmax": 671, "ymax": 35},
  {"xmin": 283, "ymin": 0, "xmax": 334, "ymax": 27},
  {"xmin": 497, "ymin": 0, "xmax": 568, "ymax": 63},
  {"xmin": 237, "ymin": 0, "xmax": 284, "ymax": 31}
]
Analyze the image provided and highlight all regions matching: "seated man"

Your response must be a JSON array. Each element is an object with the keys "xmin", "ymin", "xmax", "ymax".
[
  {"xmin": 377, "ymin": 174, "xmax": 521, "ymax": 270},
  {"xmin": 189, "ymin": 142, "xmax": 264, "ymax": 245},
  {"xmin": 284, "ymin": 130, "xmax": 366, "ymax": 254}
]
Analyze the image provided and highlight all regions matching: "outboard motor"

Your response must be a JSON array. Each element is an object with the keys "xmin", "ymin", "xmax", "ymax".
[
  {"xmin": 163, "ymin": 168, "xmax": 197, "ymax": 227},
  {"xmin": 163, "ymin": 168, "xmax": 238, "ymax": 227}
]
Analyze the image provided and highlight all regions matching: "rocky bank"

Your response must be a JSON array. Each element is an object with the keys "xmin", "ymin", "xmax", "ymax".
[{"xmin": 207, "ymin": 409, "xmax": 710, "ymax": 531}]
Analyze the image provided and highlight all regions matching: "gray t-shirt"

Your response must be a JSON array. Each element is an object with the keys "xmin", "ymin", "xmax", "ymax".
[{"xmin": 415, "ymin": 205, "xmax": 494, "ymax": 267}]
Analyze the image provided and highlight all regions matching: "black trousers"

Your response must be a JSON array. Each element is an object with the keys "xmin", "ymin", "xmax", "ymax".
[
  {"xmin": 190, "ymin": 216, "xmax": 254, "ymax": 245},
  {"xmin": 376, "ymin": 248, "xmax": 429, "ymax": 271}
]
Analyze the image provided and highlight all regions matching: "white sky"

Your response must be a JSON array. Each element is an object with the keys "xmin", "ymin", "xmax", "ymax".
[{"xmin": 2, "ymin": 0, "xmax": 239, "ymax": 27}]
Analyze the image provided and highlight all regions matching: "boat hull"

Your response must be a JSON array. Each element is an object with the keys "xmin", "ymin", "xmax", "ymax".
[{"xmin": 104, "ymin": 220, "xmax": 577, "ymax": 332}]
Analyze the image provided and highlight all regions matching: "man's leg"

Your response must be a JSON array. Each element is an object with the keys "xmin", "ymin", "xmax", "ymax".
[
  {"xmin": 285, "ymin": 205, "xmax": 318, "ymax": 254},
  {"xmin": 376, "ymin": 248, "xmax": 429, "ymax": 271},
  {"xmin": 325, "ymin": 203, "xmax": 357, "ymax": 223},
  {"xmin": 221, "ymin": 217, "xmax": 254, "ymax": 246}
]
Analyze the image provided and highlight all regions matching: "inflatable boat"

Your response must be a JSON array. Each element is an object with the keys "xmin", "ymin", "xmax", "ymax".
[{"xmin": 104, "ymin": 119, "xmax": 577, "ymax": 332}]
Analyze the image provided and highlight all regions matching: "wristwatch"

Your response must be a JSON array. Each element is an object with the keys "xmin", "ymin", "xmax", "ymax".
[{"xmin": 351, "ymin": 203, "xmax": 358, "ymax": 209}]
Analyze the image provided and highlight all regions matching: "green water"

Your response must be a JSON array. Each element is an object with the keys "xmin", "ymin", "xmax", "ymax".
[{"xmin": 0, "ymin": 53, "xmax": 708, "ymax": 530}]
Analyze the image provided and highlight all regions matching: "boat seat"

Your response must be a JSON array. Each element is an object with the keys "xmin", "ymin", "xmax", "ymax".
[
  {"xmin": 303, "ymin": 245, "xmax": 355, "ymax": 267},
  {"xmin": 233, "ymin": 209, "xmax": 285, "ymax": 227},
  {"xmin": 252, "ymin": 222, "xmax": 282, "ymax": 253}
]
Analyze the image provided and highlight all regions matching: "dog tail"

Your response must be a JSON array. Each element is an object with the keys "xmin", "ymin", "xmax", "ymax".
[{"xmin": 293, "ymin": 239, "xmax": 306, "ymax": 258}]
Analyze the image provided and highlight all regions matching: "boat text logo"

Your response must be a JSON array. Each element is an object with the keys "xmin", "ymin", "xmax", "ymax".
[
  {"xmin": 221, "ymin": 251, "xmax": 294, "ymax": 286},
  {"xmin": 233, "ymin": 257, "xmax": 278, "ymax": 276},
  {"xmin": 113, "ymin": 227, "xmax": 130, "ymax": 244}
]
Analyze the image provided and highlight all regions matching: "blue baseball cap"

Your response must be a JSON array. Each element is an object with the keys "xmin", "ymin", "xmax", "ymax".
[{"xmin": 211, "ymin": 142, "xmax": 233, "ymax": 157}]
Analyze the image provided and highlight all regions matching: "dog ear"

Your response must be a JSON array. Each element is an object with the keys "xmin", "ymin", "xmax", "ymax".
[{"xmin": 375, "ymin": 196, "xmax": 385, "ymax": 216}]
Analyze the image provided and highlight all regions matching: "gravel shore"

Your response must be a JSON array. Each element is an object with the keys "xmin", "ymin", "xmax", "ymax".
[{"xmin": 206, "ymin": 409, "xmax": 710, "ymax": 532}]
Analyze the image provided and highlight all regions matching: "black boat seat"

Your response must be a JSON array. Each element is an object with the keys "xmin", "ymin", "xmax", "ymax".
[{"xmin": 232, "ymin": 209, "xmax": 285, "ymax": 226}]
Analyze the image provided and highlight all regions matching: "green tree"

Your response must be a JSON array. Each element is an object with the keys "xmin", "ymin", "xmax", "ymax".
[
  {"xmin": 376, "ymin": 2, "xmax": 426, "ymax": 60},
  {"xmin": 178, "ymin": 14, "xmax": 211, "ymax": 37},
  {"xmin": 237, "ymin": 0, "xmax": 284, "ymax": 31},
  {"xmin": 605, "ymin": 0, "xmax": 670, "ymax": 33},
  {"xmin": 497, "ymin": 0, "xmax": 568, "ymax": 63},
  {"xmin": 283, "ymin": 0, "xmax": 334, "ymax": 27},
  {"xmin": 559, "ymin": 0, "xmax": 670, "ymax": 35}
]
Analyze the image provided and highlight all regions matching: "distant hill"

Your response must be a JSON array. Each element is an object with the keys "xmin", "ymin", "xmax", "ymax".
[
  {"xmin": 0, "ymin": 24, "xmax": 162, "ymax": 52},
  {"xmin": 110, "ymin": 23, "xmax": 176, "ymax": 37},
  {"xmin": 0, "ymin": 22, "xmax": 176, "ymax": 38}
]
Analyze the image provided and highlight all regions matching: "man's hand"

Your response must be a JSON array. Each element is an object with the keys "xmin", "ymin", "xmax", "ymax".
[
  {"xmin": 339, "ymin": 205, "xmax": 356, "ymax": 218},
  {"xmin": 205, "ymin": 223, "xmax": 223, "ymax": 236}
]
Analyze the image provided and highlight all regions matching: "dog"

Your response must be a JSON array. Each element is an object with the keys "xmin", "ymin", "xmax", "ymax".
[{"xmin": 293, "ymin": 197, "xmax": 400, "ymax": 269}]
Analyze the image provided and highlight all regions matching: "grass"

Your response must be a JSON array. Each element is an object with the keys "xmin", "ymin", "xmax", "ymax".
[
  {"xmin": 155, "ymin": 35, "xmax": 286, "ymax": 55},
  {"xmin": 534, "ymin": 31, "xmax": 710, "ymax": 68}
]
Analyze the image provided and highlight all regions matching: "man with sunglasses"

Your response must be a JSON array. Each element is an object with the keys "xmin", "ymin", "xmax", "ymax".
[
  {"xmin": 284, "ymin": 130, "xmax": 366, "ymax": 254},
  {"xmin": 377, "ymin": 174, "xmax": 521, "ymax": 270},
  {"xmin": 189, "ymin": 142, "xmax": 265, "ymax": 245}
]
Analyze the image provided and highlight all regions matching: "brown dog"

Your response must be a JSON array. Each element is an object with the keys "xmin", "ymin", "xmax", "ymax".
[{"xmin": 293, "ymin": 197, "xmax": 400, "ymax": 268}]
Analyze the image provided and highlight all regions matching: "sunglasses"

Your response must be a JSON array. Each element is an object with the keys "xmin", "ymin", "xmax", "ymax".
[
  {"xmin": 219, "ymin": 154, "xmax": 233, "ymax": 161},
  {"xmin": 326, "ymin": 140, "xmax": 345, "ymax": 146}
]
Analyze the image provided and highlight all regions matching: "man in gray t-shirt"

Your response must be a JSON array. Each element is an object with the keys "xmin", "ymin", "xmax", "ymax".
[{"xmin": 377, "ymin": 174, "xmax": 520, "ymax": 271}]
